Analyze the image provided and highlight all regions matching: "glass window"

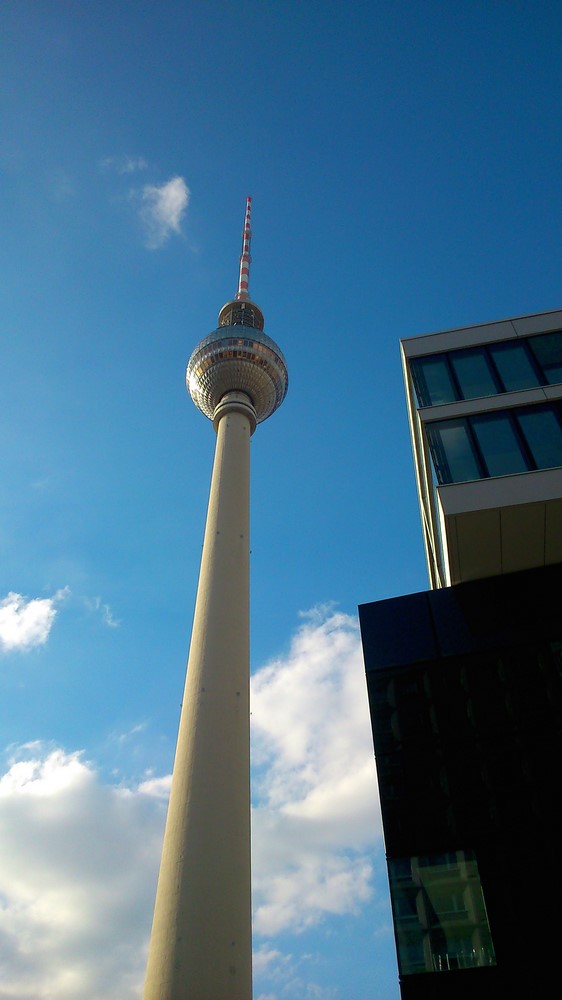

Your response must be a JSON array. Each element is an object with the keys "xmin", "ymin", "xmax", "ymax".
[
  {"xmin": 528, "ymin": 331, "xmax": 562, "ymax": 385},
  {"xmin": 389, "ymin": 849, "xmax": 496, "ymax": 976},
  {"xmin": 449, "ymin": 348, "xmax": 499, "ymax": 400},
  {"xmin": 427, "ymin": 419, "xmax": 481, "ymax": 485},
  {"xmin": 394, "ymin": 889, "xmax": 419, "ymax": 921},
  {"xmin": 517, "ymin": 405, "xmax": 562, "ymax": 470},
  {"xmin": 412, "ymin": 332, "xmax": 562, "ymax": 410},
  {"xmin": 489, "ymin": 341, "xmax": 541, "ymax": 392},
  {"xmin": 389, "ymin": 857, "xmax": 413, "ymax": 882},
  {"xmin": 411, "ymin": 356, "xmax": 458, "ymax": 407},
  {"xmin": 470, "ymin": 412, "xmax": 529, "ymax": 477}
]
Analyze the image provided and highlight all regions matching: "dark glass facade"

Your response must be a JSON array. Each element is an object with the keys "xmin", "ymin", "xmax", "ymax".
[{"xmin": 359, "ymin": 564, "xmax": 562, "ymax": 998}]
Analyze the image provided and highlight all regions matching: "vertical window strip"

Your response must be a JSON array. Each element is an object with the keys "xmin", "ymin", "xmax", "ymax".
[
  {"xmin": 487, "ymin": 340, "xmax": 542, "ymax": 393},
  {"xmin": 515, "ymin": 403, "xmax": 562, "ymax": 471},
  {"xmin": 449, "ymin": 347, "xmax": 501, "ymax": 400},
  {"xmin": 470, "ymin": 410, "xmax": 532, "ymax": 478},
  {"xmin": 411, "ymin": 356, "xmax": 459, "ymax": 407},
  {"xmin": 528, "ymin": 331, "xmax": 562, "ymax": 385},
  {"xmin": 426, "ymin": 419, "xmax": 484, "ymax": 485}
]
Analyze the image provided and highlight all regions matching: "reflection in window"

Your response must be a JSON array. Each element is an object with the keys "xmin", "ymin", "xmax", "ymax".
[
  {"xmin": 471, "ymin": 412, "xmax": 529, "ymax": 478},
  {"xmin": 411, "ymin": 356, "xmax": 458, "ymax": 407},
  {"xmin": 489, "ymin": 341, "xmax": 541, "ymax": 392},
  {"xmin": 517, "ymin": 406, "xmax": 562, "ymax": 470},
  {"xmin": 449, "ymin": 349, "xmax": 498, "ymax": 400},
  {"xmin": 529, "ymin": 331, "xmax": 562, "ymax": 384},
  {"xmin": 426, "ymin": 420, "xmax": 481, "ymax": 485},
  {"xmin": 388, "ymin": 849, "xmax": 496, "ymax": 976}
]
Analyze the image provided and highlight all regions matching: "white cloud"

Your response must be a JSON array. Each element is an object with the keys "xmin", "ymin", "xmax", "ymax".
[
  {"xmin": 254, "ymin": 945, "xmax": 285, "ymax": 977},
  {"xmin": 253, "ymin": 945, "xmax": 338, "ymax": 1000},
  {"xmin": 100, "ymin": 161, "xmax": 189, "ymax": 249},
  {"xmin": 0, "ymin": 608, "xmax": 381, "ymax": 998},
  {"xmin": 251, "ymin": 607, "xmax": 381, "ymax": 936},
  {"xmin": 0, "ymin": 745, "xmax": 165, "ymax": 1000},
  {"xmin": 100, "ymin": 155, "xmax": 148, "ymax": 175},
  {"xmin": 115, "ymin": 722, "xmax": 148, "ymax": 744},
  {"xmin": 137, "ymin": 773, "xmax": 172, "ymax": 799},
  {"xmin": 0, "ymin": 588, "xmax": 69, "ymax": 653},
  {"xmin": 139, "ymin": 176, "xmax": 190, "ymax": 249},
  {"xmin": 84, "ymin": 595, "xmax": 121, "ymax": 628}
]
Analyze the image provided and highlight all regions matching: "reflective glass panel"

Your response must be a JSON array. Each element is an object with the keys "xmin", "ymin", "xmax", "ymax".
[
  {"xmin": 449, "ymin": 349, "xmax": 498, "ymax": 400},
  {"xmin": 411, "ymin": 356, "xmax": 458, "ymax": 406},
  {"xmin": 489, "ymin": 341, "xmax": 541, "ymax": 392},
  {"xmin": 517, "ymin": 405, "xmax": 562, "ymax": 470},
  {"xmin": 389, "ymin": 849, "xmax": 496, "ymax": 976},
  {"xmin": 470, "ymin": 412, "xmax": 529, "ymax": 477},
  {"xmin": 528, "ymin": 331, "xmax": 562, "ymax": 384},
  {"xmin": 427, "ymin": 419, "xmax": 481, "ymax": 485}
]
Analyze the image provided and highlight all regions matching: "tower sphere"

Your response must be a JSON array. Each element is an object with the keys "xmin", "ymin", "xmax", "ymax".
[{"xmin": 186, "ymin": 317, "xmax": 288, "ymax": 426}]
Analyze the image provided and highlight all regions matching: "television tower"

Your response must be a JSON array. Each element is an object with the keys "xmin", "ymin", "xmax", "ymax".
[{"xmin": 142, "ymin": 198, "xmax": 288, "ymax": 1000}]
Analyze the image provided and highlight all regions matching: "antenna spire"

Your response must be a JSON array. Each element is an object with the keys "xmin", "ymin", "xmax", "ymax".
[
  {"xmin": 236, "ymin": 196, "xmax": 252, "ymax": 301},
  {"xmin": 217, "ymin": 196, "xmax": 264, "ymax": 330}
]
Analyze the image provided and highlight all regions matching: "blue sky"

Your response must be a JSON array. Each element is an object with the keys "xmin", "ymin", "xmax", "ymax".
[{"xmin": 0, "ymin": 2, "xmax": 560, "ymax": 998}]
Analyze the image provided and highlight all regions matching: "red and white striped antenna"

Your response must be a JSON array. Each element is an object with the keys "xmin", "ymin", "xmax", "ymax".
[{"xmin": 236, "ymin": 196, "xmax": 252, "ymax": 301}]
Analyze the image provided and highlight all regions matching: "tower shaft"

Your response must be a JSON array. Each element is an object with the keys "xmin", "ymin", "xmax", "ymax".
[
  {"xmin": 143, "ymin": 392, "xmax": 254, "ymax": 1000},
  {"xmin": 143, "ymin": 198, "xmax": 286, "ymax": 1000}
]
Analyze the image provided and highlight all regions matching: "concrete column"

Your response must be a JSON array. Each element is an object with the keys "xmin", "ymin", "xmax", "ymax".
[{"xmin": 143, "ymin": 391, "xmax": 255, "ymax": 1000}]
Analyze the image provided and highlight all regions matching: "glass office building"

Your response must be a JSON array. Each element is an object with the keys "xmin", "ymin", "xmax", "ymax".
[
  {"xmin": 401, "ymin": 308, "xmax": 562, "ymax": 590},
  {"xmin": 360, "ymin": 310, "xmax": 562, "ymax": 998}
]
